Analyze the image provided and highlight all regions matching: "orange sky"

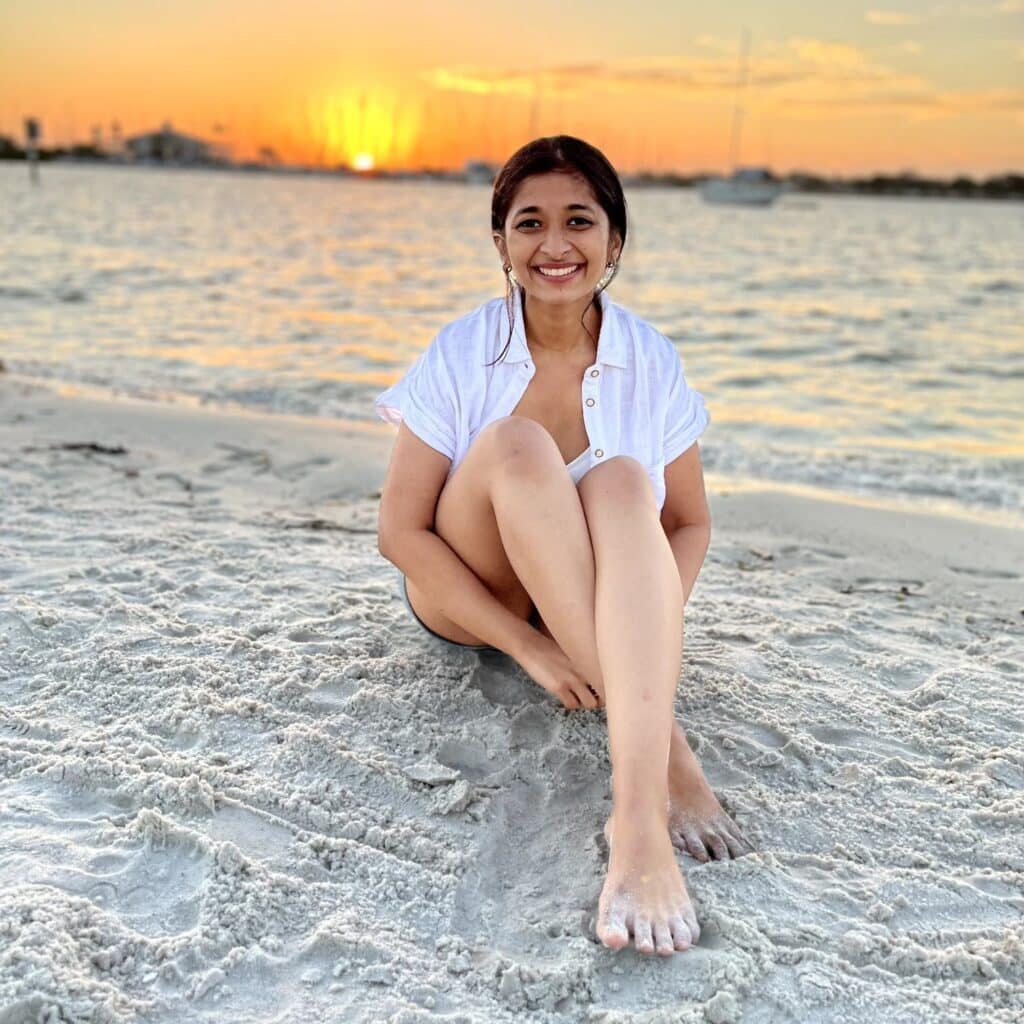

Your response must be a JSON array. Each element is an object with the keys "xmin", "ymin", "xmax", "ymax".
[{"xmin": 1, "ymin": 1, "xmax": 1021, "ymax": 175}]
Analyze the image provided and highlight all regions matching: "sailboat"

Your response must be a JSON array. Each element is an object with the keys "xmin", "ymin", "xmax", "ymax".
[{"xmin": 700, "ymin": 30, "xmax": 785, "ymax": 207}]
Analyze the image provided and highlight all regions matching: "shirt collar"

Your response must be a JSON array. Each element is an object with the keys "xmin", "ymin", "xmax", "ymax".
[{"xmin": 495, "ymin": 286, "xmax": 628, "ymax": 368}]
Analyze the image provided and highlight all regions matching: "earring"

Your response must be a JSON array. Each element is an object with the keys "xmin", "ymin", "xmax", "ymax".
[
  {"xmin": 599, "ymin": 261, "xmax": 617, "ymax": 287},
  {"xmin": 503, "ymin": 263, "xmax": 521, "ymax": 288}
]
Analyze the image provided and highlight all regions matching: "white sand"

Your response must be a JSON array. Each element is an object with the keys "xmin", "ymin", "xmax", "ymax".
[{"xmin": 1, "ymin": 373, "xmax": 1022, "ymax": 1024}]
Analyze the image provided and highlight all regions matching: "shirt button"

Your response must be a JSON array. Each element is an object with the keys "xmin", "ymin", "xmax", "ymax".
[
  {"xmin": 590, "ymin": 369, "xmax": 600, "ymax": 378},
  {"xmin": 585, "ymin": 398, "xmax": 595, "ymax": 407},
  {"xmin": 595, "ymin": 448, "xmax": 604, "ymax": 458}
]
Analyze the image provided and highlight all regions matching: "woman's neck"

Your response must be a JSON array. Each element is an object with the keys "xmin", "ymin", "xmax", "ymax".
[{"xmin": 522, "ymin": 290, "xmax": 601, "ymax": 362}]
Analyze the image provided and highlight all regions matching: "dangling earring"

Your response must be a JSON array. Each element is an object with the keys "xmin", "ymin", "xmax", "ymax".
[
  {"xmin": 503, "ymin": 263, "xmax": 521, "ymax": 288},
  {"xmin": 598, "ymin": 260, "xmax": 617, "ymax": 288}
]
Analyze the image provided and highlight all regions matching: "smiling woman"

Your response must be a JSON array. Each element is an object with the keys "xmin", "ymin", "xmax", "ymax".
[{"xmin": 375, "ymin": 134, "xmax": 751, "ymax": 959}]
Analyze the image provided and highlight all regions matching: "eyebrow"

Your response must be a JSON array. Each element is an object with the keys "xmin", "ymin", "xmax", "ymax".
[{"xmin": 512, "ymin": 203, "xmax": 595, "ymax": 218}]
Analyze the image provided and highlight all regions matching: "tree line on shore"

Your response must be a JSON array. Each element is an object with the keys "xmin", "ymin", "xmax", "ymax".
[{"xmin": 2, "ymin": 135, "xmax": 1020, "ymax": 200}]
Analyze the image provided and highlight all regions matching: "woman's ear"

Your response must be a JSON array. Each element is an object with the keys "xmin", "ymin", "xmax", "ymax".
[{"xmin": 492, "ymin": 233, "xmax": 507, "ymax": 262}]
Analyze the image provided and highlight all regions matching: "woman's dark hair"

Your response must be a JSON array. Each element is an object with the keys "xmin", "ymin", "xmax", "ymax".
[{"xmin": 488, "ymin": 135, "xmax": 628, "ymax": 367}]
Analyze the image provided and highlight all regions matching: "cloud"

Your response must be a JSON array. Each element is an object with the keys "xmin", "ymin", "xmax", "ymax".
[
  {"xmin": 422, "ymin": 39, "xmax": 879, "ymax": 101},
  {"xmin": 421, "ymin": 38, "xmax": 1022, "ymax": 122},
  {"xmin": 867, "ymin": 2, "xmax": 1023, "ymax": 22},
  {"xmin": 866, "ymin": 10, "xmax": 922, "ymax": 24},
  {"xmin": 787, "ymin": 86, "xmax": 1023, "ymax": 112},
  {"xmin": 788, "ymin": 38, "xmax": 870, "ymax": 67},
  {"xmin": 422, "ymin": 58, "xmax": 762, "ymax": 100}
]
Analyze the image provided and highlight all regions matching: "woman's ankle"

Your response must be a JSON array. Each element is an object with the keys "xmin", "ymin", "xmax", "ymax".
[{"xmin": 610, "ymin": 791, "xmax": 670, "ymax": 829}]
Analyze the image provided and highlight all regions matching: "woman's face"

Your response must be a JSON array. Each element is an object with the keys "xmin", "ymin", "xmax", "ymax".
[{"xmin": 495, "ymin": 171, "xmax": 621, "ymax": 302}]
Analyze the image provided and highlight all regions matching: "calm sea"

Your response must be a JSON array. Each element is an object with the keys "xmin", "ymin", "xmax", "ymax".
[{"xmin": 1, "ymin": 163, "xmax": 1021, "ymax": 524}]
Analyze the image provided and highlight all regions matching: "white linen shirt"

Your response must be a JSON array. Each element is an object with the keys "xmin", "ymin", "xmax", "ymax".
[{"xmin": 373, "ymin": 286, "xmax": 709, "ymax": 512}]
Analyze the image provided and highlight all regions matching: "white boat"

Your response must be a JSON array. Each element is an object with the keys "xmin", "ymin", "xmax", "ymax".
[
  {"xmin": 700, "ymin": 167, "xmax": 785, "ymax": 206},
  {"xmin": 701, "ymin": 30, "xmax": 784, "ymax": 207}
]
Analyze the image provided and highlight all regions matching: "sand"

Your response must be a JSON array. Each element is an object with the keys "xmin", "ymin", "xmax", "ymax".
[{"xmin": 1, "ymin": 373, "xmax": 1022, "ymax": 1023}]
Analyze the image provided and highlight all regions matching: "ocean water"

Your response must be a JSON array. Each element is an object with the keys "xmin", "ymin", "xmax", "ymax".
[{"xmin": 1, "ymin": 162, "xmax": 1021, "ymax": 524}]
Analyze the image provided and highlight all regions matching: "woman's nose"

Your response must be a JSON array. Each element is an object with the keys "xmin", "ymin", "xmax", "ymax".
[{"xmin": 540, "ymin": 227, "xmax": 572, "ymax": 257}]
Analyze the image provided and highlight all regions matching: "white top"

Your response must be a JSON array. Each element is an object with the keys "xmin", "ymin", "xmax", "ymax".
[{"xmin": 373, "ymin": 287, "xmax": 710, "ymax": 512}]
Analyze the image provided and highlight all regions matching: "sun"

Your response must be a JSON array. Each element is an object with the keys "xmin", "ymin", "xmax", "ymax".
[{"xmin": 306, "ymin": 85, "xmax": 422, "ymax": 169}]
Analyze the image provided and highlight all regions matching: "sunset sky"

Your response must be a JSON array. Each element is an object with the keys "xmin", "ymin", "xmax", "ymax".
[{"xmin": 1, "ymin": 0, "xmax": 1021, "ymax": 175}]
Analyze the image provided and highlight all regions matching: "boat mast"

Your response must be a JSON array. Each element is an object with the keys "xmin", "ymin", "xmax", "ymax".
[{"xmin": 727, "ymin": 28, "xmax": 751, "ymax": 173}]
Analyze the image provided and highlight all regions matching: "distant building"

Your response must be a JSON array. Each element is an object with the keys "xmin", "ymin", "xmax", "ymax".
[
  {"xmin": 463, "ymin": 159, "xmax": 497, "ymax": 184},
  {"xmin": 124, "ymin": 122, "xmax": 219, "ymax": 165}
]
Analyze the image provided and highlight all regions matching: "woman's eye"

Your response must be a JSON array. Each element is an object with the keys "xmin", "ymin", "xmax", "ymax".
[{"xmin": 516, "ymin": 217, "xmax": 592, "ymax": 229}]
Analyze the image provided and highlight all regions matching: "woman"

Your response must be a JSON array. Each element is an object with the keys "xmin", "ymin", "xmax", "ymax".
[{"xmin": 375, "ymin": 135, "xmax": 753, "ymax": 957}]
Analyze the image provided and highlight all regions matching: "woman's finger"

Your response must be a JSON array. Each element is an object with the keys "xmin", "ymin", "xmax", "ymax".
[
  {"xmin": 560, "ymin": 688, "xmax": 581, "ymax": 711},
  {"xmin": 575, "ymin": 684, "xmax": 600, "ymax": 710}
]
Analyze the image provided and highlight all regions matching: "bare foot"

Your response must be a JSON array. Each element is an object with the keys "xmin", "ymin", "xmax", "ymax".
[
  {"xmin": 596, "ymin": 811, "xmax": 700, "ymax": 955},
  {"xmin": 667, "ymin": 722, "xmax": 755, "ymax": 862}
]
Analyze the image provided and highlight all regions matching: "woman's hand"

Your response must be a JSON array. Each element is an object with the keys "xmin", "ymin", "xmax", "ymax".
[{"xmin": 514, "ymin": 630, "xmax": 603, "ymax": 711}]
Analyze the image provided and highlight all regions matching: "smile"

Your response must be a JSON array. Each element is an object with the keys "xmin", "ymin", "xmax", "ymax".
[{"xmin": 533, "ymin": 264, "xmax": 584, "ymax": 282}]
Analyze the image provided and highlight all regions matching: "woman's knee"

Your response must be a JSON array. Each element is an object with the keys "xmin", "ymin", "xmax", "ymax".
[
  {"xmin": 580, "ymin": 455, "xmax": 656, "ymax": 508},
  {"xmin": 477, "ymin": 416, "xmax": 561, "ymax": 479}
]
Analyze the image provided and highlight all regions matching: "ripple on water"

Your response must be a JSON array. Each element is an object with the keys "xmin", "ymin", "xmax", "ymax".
[{"xmin": 1, "ymin": 165, "xmax": 1018, "ymax": 522}]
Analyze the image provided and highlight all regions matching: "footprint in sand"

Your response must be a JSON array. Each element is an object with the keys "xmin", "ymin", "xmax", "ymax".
[
  {"xmin": 471, "ymin": 653, "xmax": 537, "ymax": 709},
  {"xmin": 200, "ymin": 443, "xmax": 272, "ymax": 476}
]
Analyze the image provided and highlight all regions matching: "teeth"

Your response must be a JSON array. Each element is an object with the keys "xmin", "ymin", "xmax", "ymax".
[{"xmin": 537, "ymin": 265, "xmax": 580, "ymax": 277}]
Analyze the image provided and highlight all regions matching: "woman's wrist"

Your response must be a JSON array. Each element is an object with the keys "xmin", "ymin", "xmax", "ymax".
[{"xmin": 504, "ymin": 617, "xmax": 542, "ymax": 662}]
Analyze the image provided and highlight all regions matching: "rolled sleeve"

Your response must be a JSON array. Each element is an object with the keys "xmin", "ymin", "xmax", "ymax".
[
  {"xmin": 374, "ymin": 340, "xmax": 457, "ymax": 460},
  {"xmin": 663, "ymin": 351, "xmax": 710, "ymax": 465}
]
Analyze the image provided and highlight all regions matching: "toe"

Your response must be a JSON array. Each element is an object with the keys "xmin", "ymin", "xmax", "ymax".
[
  {"xmin": 598, "ymin": 919, "xmax": 629, "ymax": 950},
  {"xmin": 682, "ymin": 903, "xmax": 701, "ymax": 945},
  {"xmin": 633, "ymin": 917, "xmax": 655, "ymax": 955},
  {"xmin": 682, "ymin": 829, "xmax": 710, "ymax": 863},
  {"xmin": 722, "ymin": 829, "xmax": 747, "ymax": 859},
  {"xmin": 653, "ymin": 920, "xmax": 675, "ymax": 957},
  {"xmin": 597, "ymin": 918, "xmax": 629, "ymax": 950},
  {"xmin": 705, "ymin": 830, "xmax": 730, "ymax": 861},
  {"xmin": 596, "ymin": 901, "xmax": 630, "ymax": 950},
  {"xmin": 669, "ymin": 913, "xmax": 692, "ymax": 951}
]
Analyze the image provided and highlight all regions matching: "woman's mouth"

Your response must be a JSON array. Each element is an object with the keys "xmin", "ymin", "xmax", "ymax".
[{"xmin": 533, "ymin": 263, "xmax": 584, "ymax": 284}]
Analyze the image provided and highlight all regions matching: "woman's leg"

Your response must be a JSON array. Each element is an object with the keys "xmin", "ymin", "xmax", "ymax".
[
  {"xmin": 572, "ymin": 457, "xmax": 697, "ymax": 954},
  {"xmin": 408, "ymin": 418, "xmax": 726, "ymax": 951},
  {"xmin": 402, "ymin": 415, "xmax": 598, "ymax": 651},
  {"xmin": 438, "ymin": 424, "xmax": 695, "ymax": 953},
  {"xmin": 533, "ymin": 623, "xmax": 754, "ymax": 863}
]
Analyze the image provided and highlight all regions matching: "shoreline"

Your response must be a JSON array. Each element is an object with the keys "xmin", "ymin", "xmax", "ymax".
[
  {"xmin": 4, "ymin": 160, "xmax": 1023, "ymax": 202},
  {"xmin": 2, "ymin": 372, "xmax": 1021, "ymax": 1022},
  {"xmin": 4, "ymin": 370, "xmax": 1020, "ymax": 533}
]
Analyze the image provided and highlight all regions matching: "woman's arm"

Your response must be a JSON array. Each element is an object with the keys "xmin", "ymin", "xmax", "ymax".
[
  {"xmin": 664, "ymin": 524, "xmax": 711, "ymax": 607},
  {"xmin": 377, "ymin": 422, "xmax": 537, "ymax": 658},
  {"xmin": 659, "ymin": 441, "xmax": 712, "ymax": 607},
  {"xmin": 380, "ymin": 527, "xmax": 537, "ymax": 657}
]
